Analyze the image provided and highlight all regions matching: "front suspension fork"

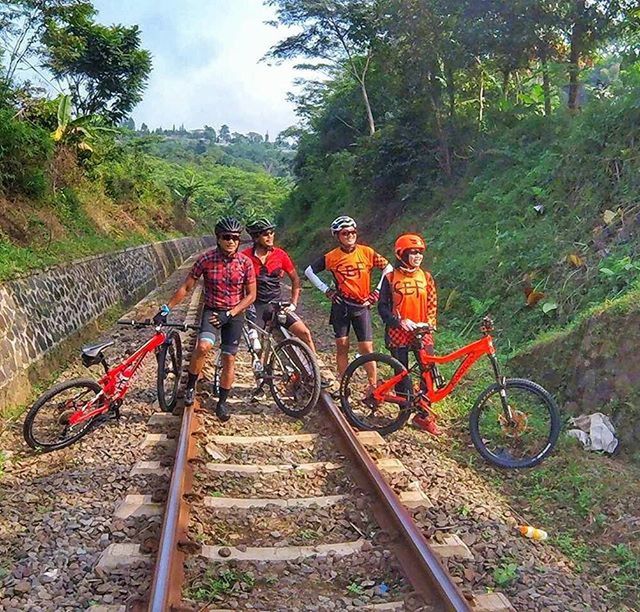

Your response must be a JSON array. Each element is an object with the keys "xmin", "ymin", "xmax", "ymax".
[{"xmin": 489, "ymin": 354, "xmax": 512, "ymax": 419}]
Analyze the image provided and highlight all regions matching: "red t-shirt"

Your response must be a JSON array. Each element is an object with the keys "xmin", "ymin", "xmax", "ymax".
[{"xmin": 241, "ymin": 246, "xmax": 295, "ymax": 303}]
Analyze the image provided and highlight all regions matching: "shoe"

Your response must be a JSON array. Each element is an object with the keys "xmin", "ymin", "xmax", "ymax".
[
  {"xmin": 184, "ymin": 386, "xmax": 196, "ymax": 406},
  {"xmin": 412, "ymin": 413, "xmax": 441, "ymax": 436},
  {"xmin": 216, "ymin": 401, "xmax": 230, "ymax": 422}
]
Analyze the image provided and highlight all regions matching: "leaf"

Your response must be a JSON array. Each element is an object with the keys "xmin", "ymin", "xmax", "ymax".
[
  {"xmin": 603, "ymin": 209, "xmax": 617, "ymax": 225},
  {"xmin": 526, "ymin": 291, "xmax": 545, "ymax": 307},
  {"xmin": 599, "ymin": 267, "xmax": 615, "ymax": 276},
  {"xmin": 542, "ymin": 302, "xmax": 558, "ymax": 314},
  {"xmin": 56, "ymin": 94, "xmax": 71, "ymax": 128},
  {"xmin": 51, "ymin": 126, "xmax": 65, "ymax": 142},
  {"xmin": 444, "ymin": 288, "xmax": 459, "ymax": 311},
  {"xmin": 567, "ymin": 253, "xmax": 585, "ymax": 267}
]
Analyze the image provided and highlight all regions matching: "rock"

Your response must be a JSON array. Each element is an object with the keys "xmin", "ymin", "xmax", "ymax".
[
  {"xmin": 14, "ymin": 581, "xmax": 31, "ymax": 594},
  {"xmin": 219, "ymin": 547, "xmax": 231, "ymax": 558}
]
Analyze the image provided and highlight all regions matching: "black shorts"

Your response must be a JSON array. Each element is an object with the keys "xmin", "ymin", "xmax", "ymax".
[
  {"xmin": 248, "ymin": 302, "xmax": 301, "ymax": 330},
  {"xmin": 329, "ymin": 302, "xmax": 373, "ymax": 342},
  {"xmin": 199, "ymin": 308, "xmax": 244, "ymax": 355}
]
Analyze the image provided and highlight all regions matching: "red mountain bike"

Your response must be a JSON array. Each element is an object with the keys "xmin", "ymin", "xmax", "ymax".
[
  {"xmin": 23, "ymin": 319, "xmax": 198, "ymax": 453},
  {"xmin": 339, "ymin": 317, "xmax": 560, "ymax": 468}
]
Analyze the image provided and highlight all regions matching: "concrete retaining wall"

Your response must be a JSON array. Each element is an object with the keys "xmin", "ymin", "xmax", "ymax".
[{"xmin": 0, "ymin": 236, "xmax": 214, "ymax": 411}]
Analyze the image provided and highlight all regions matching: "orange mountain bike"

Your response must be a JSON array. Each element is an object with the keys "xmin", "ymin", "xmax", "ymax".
[{"xmin": 339, "ymin": 317, "xmax": 560, "ymax": 469}]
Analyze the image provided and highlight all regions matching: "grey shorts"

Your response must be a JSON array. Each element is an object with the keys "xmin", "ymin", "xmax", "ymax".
[{"xmin": 199, "ymin": 308, "xmax": 244, "ymax": 355}]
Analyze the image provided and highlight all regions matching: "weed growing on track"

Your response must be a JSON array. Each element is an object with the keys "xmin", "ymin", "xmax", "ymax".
[
  {"xmin": 492, "ymin": 561, "xmax": 519, "ymax": 587},
  {"xmin": 346, "ymin": 582, "xmax": 365, "ymax": 596},
  {"xmin": 187, "ymin": 569, "xmax": 256, "ymax": 602}
]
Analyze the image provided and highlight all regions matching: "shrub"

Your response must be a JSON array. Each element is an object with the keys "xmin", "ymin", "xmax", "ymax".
[{"xmin": 0, "ymin": 109, "xmax": 53, "ymax": 197}]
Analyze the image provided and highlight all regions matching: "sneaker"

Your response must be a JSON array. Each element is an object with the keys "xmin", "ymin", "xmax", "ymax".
[
  {"xmin": 184, "ymin": 386, "xmax": 196, "ymax": 406},
  {"xmin": 215, "ymin": 401, "xmax": 230, "ymax": 422},
  {"xmin": 412, "ymin": 413, "xmax": 442, "ymax": 436}
]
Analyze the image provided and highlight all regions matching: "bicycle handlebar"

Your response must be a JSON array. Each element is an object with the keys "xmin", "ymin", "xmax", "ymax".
[{"xmin": 117, "ymin": 319, "xmax": 200, "ymax": 331}]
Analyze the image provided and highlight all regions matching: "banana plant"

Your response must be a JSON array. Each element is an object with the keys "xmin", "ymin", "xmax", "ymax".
[{"xmin": 51, "ymin": 94, "xmax": 115, "ymax": 152}]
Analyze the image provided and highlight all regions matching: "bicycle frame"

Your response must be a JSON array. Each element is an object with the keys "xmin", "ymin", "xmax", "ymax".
[
  {"xmin": 68, "ymin": 330, "xmax": 168, "ymax": 426},
  {"xmin": 371, "ymin": 334, "xmax": 499, "ymax": 407}
]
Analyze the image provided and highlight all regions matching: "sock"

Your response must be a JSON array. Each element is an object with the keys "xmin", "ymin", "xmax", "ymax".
[
  {"xmin": 218, "ymin": 387, "xmax": 230, "ymax": 403},
  {"xmin": 187, "ymin": 372, "xmax": 198, "ymax": 389}
]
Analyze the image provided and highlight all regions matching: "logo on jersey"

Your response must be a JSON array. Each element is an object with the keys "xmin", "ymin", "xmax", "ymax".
[
  {"xmin": 335, "ymin": 261, "xmax": 366, "ymax": 281},
  {"xmin": 392, "ymin": 278, "xmax": 426, "ymax": 301}
]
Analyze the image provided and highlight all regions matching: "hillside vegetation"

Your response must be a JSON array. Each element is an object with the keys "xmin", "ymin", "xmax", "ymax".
[{"xmin": 0, "ymin": 1, "xmax": 290, "ymax": 280}]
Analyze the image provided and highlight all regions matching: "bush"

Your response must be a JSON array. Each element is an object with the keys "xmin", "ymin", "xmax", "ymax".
[{"xmin": 0, "ymin": 109, "xmax": 53, "ymax": 197}]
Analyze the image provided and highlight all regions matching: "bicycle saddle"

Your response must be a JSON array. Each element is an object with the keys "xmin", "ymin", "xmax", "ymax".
[{"xmin": 82, "ymin": 340, "xmax": 114, "ymax": 358}]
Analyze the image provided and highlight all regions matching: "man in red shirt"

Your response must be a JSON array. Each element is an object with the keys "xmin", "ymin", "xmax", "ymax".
[
  {"xmin": 242, "ymin": 218, "xmax": 316, "ymax": 351},
  {"xmin": 153, "ymin": 217, "xmax": 256, "ymax": 421}
]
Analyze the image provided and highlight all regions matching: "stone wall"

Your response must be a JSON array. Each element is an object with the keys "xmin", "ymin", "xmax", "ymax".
[
  {"xmin": 0, "ymin": 236, "xmax": 214, "ymax": 411},
  {"xmin": 510, "ymin": 303, "xmax": 640, "ymax": 451}
]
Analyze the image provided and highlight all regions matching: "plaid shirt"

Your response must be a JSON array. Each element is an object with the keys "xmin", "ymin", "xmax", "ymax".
[{"xmin": 190, "ymin": 248, "xmax": 255, "ymax": 310}]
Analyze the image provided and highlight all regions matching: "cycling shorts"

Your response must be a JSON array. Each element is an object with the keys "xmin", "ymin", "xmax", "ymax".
[
  {"xmin": 329, "ymin": 301, "xmax": 373, "ymax": 342},
  {"xmin": 248, "ymin": 302, "xmax": 301, "ymax": 330},
  {"xmin": 199, "ymin": 308, "xmax": 244, "ymax": 355}
]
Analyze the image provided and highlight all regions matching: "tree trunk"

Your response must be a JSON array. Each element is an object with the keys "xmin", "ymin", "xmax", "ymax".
[
  {"xmin": 502, "ymin": 70, "xmax": 510, "ymax": 99},
  {"xmin": 360, "ymin": 79, "xmax": 376, "ymax": 135},
  {"xmin": 445, "ymin": 64, "xmax": 456, "ymax": 121},
  {"xmin": 568, "ymin": 0, "xmax": 586, "ymax": 112},
  {"xmin": 540, "ymin": 47, "xmax": 552, "ymax": 116},
  {"xmin": 477, "ymin": 58, "xmax": 484, "ymax": 127}
]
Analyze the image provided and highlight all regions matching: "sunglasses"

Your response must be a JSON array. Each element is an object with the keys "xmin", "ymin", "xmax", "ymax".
[
  {"xmin": 219, "ymin": 234, "xmax": 240, "ymax": 242},
  {"xmin": 260, "ymin": 229, "xmax": 275, "ymax": 237},
  {"xmin": 339, "ymin": 230, "xmax": 357, "ymax": 237},
  {"xmin": 406, "ymin": 249, "xmax": 424, "ymax": 256}
]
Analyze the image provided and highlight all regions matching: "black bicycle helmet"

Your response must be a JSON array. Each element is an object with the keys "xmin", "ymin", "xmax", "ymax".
[
  {"xmin": 215, "ymin": 216, "xmax": 243, "ymax": 235},
  {"xmin": 246, "ymin": 218, "xmax": 276, "ymax": 236}
]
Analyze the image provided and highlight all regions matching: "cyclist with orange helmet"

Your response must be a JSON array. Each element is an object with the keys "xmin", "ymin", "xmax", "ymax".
[
  {"xmin": 378, "ymin": 233, "xmax": 440, "ymax": 435},
  {"xmin": 305, "ymin": 216, "xmax": 393, "ymax": 380}
]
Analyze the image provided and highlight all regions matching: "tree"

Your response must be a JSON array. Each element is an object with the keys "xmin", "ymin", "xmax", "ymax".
[
  {"xmin": 203, "ymin": 124, "xmax": 216, "ymax": 142},
  {"xmin": 0, "ymin": 0, "xmax": 90, "ymax": 85},
  {"xmin": 41, "ymin": 3, "xmax": 152, "ymax": 123},
  {"xmin": 140, "ymin": 122, "xmax": 149, "ymax": 134},
  {"xmin": 219, "ymin": 123, "xmax": 230, "ymax": 143},
  {"xmin": 265, "ymin": 0, "xmax": 383, "ymax": 135}
]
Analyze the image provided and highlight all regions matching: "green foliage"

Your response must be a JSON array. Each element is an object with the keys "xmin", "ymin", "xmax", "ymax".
[
  {"xmin": 493, "ymin": 561, "xmax": 518, "ymax": 587},
  {"xmin": 187, "ymin": 569, "xmax": 255, "ymax": 603},
  {"xmin": 41, "ymin": 3, "xmax": 152, "ymax": 123},
  {"xmin": 0, "ymin": 108, "xmax": 53, "ymax": 197}
]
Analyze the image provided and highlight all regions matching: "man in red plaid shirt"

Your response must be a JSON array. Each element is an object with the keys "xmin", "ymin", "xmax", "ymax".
[{"xmin": 154, "ymin": 217, "xmax": 256, "ymax": 421}]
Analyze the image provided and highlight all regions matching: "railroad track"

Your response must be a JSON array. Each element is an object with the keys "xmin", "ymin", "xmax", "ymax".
[{"xmin": 92, "ymin": 301, "xmax": 515, "ymax": 611}]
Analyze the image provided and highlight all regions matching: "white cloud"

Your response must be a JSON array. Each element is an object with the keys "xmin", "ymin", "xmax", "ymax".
[{"xmin": 92, "ymin": 0, "xmax": 308, "ymax": 135}]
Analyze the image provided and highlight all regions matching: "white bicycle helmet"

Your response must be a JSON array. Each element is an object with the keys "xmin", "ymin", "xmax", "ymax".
[{"xmin": 330, "ymin": 215, "xmax": 357, "ymax": 235}]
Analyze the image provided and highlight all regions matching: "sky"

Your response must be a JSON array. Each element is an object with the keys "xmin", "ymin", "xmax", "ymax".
[{"xmin": 91, "ymin": 0, "xmax": 305, "ymax": 137}]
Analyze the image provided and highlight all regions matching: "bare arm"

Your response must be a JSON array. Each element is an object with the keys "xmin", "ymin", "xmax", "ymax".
[
  {"xmin": 287, "ymin": 268, "xmax": 302, "ymax": 306},
  {"xmin": 167, "ymin": 274, "xmax": 198, "ymax": 309}
]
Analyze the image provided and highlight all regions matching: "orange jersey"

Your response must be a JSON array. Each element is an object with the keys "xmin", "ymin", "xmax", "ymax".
[
  {"xmin": 311, "ymin": 244, "xmax": 388, "ymax": 302},
  {"xmin": 379, "ymin": 267, "xmax": 437, "ymax": 347}
]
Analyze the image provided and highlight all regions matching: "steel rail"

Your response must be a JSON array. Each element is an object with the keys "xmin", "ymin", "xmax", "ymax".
[
  {"xmin": 147, "ymin": 399, "xmax": 199, "ymax": 611},
  {"xmin": 320, "ymin": 391, "xmax": 472, "ymax": 611}
]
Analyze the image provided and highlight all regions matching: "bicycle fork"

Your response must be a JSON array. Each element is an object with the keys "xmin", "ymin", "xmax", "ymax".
[{"xmin": 488, "ymin": 353, "xmax": 514, "ymax": 421}]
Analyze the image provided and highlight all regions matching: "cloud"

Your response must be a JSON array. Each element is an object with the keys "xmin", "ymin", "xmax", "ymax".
[{"xmin": 92, "ymin": 0, "xmax": 305, "ymax": 135}]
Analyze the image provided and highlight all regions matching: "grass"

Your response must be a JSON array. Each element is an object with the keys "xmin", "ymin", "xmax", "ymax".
[{"xmin": 186, "ymin": 569, "xmax": 256, "ymax": 603}]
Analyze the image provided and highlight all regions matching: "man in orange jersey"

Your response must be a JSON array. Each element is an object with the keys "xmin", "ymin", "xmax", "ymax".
[
  {"xmin": 378, "ymin": 233, "xmax": 441, "ymax": 435},
  {"xmin": 305, "ymin": 216, "xmax": 393, "ymax": 381}
]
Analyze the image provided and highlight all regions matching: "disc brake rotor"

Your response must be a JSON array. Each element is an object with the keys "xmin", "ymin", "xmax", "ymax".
[{"xmin": 498, "ymin": 408, "xmax": 528, "ymax": 437}]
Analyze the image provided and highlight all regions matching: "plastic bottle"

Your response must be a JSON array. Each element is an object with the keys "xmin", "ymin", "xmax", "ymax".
[
  {"xmin": 518, "ymin": 525, "xmax": 548, "ymax": 541},
  {"xmin": 247, "ymin": 328, "xmax": 261, "ymax": 353}
]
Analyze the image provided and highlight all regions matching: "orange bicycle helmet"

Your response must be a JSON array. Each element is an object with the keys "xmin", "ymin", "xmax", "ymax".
[{"xmin": 394, "ymin": 233, "xmax": 426, "ymax": 260}]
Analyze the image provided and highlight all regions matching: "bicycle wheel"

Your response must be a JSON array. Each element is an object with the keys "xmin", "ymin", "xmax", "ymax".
[
  {"xmin": 23, "ymin": 378, "xmax": 104, "ymax": 452},
  {"xmin": 157, "ymin": 331, "xmax": 183, "ymax": 412},
  {"xmin": 268, "ymin": 337, "xmax": 321, "ymax": 417},
  {"xmin": 469, "ymin": 378, "xmax": 560, "ymax": 469},
  {"xmin": 339, "ymin": 353, "xmax": 412, "ymax": 436}
]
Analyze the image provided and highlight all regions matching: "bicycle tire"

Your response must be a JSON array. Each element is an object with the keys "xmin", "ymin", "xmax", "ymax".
[
  {"xmin": 157, "ymin": 331, "xmax": 183, "ymax": 412},
  {"xmin": 23, "ymin": 378, "xmax": 104, "ymax": 452},
  {"xmin": 339, "ymin": 352, "xmax": 412, "ymax": 436},
  {"xmin": 268, "ymin": 337, "xmax": 321, "ymax": 417},
  {"xmin": 469, "ymin": 378, "xmax": 560, "ymax": 469}
]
